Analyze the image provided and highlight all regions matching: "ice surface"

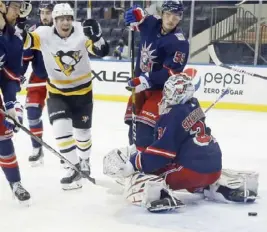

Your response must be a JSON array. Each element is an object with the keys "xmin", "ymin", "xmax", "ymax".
[{"xmin": 1, "ymin": 97, "xmax": 266, "ymax": 232}]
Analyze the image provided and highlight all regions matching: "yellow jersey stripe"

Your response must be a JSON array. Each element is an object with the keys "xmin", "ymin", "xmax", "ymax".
[
  {"xmin": 85, "ymin": 39, "xmax": 96, "ymax": 56},
  {"xmin": 24, "ymin": 32, "xmax": 41, "ymax": 50},
  {"xmin": 47, "ymin": 82, "xmax": 92, "ymax": 96},
  {"xmin": 49, "ymin": 72, "xmax": 91, "ymax": 85}
]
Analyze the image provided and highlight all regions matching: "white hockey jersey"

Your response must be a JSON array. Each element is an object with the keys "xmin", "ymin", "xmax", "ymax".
[{"xmin": 24, "ymin": 22, "xmax": 94, "ymax": 96}]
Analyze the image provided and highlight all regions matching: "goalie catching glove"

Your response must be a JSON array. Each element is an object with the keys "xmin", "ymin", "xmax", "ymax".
[{"xmin": 103, "ymin": 147, "xmax": 135, "ymax": 178}]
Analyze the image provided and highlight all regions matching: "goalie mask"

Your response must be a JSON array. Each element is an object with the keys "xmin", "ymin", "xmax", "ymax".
[{"xmin": 159, "ymin": 73, "xmax": 195, "ymax": 115}]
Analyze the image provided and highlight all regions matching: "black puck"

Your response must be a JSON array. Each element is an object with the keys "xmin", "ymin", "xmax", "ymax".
[{"xmin": 248, "ymin": 212, "xmax": 257, "ymax": 216}]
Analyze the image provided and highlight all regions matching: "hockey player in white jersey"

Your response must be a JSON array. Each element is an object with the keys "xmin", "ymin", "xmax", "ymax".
[{"xmin": 23, "ymin": 3, "xmax": 109, "ymax": 190}]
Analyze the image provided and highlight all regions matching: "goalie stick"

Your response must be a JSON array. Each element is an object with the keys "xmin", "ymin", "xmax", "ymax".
[
  {"xmin": 130, "ymin": 29, "xmax": 137, "ymax": 144},
  {"xmin": 208, "ymin": 44, "xmax": 267, "ymax": 81},
  {"xmin": 0, "ymin": 109, "xmax": 118, "ymax": 189},
  {"xmin": 204, "ymin": 87, "xmax": 231, "ymax": 113}
]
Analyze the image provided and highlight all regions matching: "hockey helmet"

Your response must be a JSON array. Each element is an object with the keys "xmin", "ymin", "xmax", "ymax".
[
  {"xmin": 159, "ymin": 73, "xmax": 195, "ymax": 114},
  {"xmin": 52, "ymin": 3, "xmax": 74, "ymax": 20},
  {"xmin": 39, "ymin": 1, "xmax": 55, "ymax": 12},
  {"xmin": 5, "ymin": 0, "xmax": 32, "ymax": 18},
  {"xmin": 161, "ymin": 1, "xmax": 184, "ymax": 18}
]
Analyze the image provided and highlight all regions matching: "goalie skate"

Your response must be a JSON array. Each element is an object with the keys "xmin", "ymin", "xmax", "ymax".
[
  {"xmin": 10, "ymin": 182, "xmax": 31, "ymax": 206},
  {"xmin": 146, "ymin": 189, "xmax": 185, "ymax": 213},
  {"xmin": 29, "ymin": 147, "xmax": 44, "ymax": 167},
  {"xmin": 61, "ymin": 164, "xmax": 82, "ymax": 190}
]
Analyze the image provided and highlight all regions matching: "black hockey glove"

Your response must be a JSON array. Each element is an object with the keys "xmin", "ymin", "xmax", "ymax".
[
  {"xmin": 15, "ymin": 17, "xmax": 28, "ymax": 42},
  {"xmin": 82, "ymin": 19, "xmax": 102, "ymax": 42},
  {"xmin": 16, "ymin": 16, "xmax": 27, "ymax": 30}
]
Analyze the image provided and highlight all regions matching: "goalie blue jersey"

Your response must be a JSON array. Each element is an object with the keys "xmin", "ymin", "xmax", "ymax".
[
  {"xmin": 135, "ymin": 15, "xmax": 189, "ymax": 90},
  {"xmin": 130, "ymin": 98, "xmax": 222, "ymax": 174}
]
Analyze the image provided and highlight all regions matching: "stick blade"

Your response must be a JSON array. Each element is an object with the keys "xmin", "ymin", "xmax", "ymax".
[{"xmin": 208, "ymin": 44, "xmax": 222, "ymax": 66}]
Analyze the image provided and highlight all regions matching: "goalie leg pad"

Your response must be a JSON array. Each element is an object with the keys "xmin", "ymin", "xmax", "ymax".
[
  {"xmin": 124, "ymin": 173, "xmax": 166, "ymax": 206},
  {"xmin": 124, "ymin": 173, "xmax": 185, "ymax": 212},
  {"xmin": 221, "ymin": 169, "xmax": 259, "ymax": 194},
  {"xmin": 204, "ymin": 168, "xmax": 259, "ymax": 203}
]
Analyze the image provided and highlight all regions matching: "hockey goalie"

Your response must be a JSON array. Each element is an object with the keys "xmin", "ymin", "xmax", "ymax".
[{"xmin": 103, "ymin": 73, "xmax": 259, "ymax": 213}]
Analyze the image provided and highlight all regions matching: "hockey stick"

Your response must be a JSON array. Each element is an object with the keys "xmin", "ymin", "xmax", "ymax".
[
  {"xmin": 25, "ymin": 82, "xmax": 47, "ymax": 88},
  {"xmin": 235, "ymin": 0, "xmax": 248, "ymax": 6},
  {"xmin": 208, "ymin": 44, "xmax": 267, "ymax": 81},
  {"xmin": 0, "ymin": 109, "xmax": 119, "ymax": 189},
  {"xmin": 0, "ymin": 109, "xmax": 96, "ymax": 183},
  {"xmin": 204, "ymin": 87, "xmax": 231, "ymax": 113},
  {"xmin": 130, "ymin": 29, "xmax": 137, "ymax": 144}
]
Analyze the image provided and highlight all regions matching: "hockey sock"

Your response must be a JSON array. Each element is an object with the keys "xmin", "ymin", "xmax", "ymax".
[
  {"xmin": 0, "ymin": 139, "xmax": 21, "ymax": 183},
  {"xmin": 74, "ymin": 128, "xmax": 92, "ymax": 160},
  {"xmin": 53, "ymin": 118, "xmax": 79, "ymax": 165},
  {"xmin": 27, "ymin": 107, "xmax": 43, "ymax": 148}
]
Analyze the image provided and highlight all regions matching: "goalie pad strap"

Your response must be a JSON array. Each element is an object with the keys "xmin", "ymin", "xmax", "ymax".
[{"xmin": 124, "ymin": 173, "xmax": 166, "ymax": 207}]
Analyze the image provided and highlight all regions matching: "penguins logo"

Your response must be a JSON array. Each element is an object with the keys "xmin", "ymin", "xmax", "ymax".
[{"xmin": 53, "ymin": 50, "xmax": 82, "ymax": 76}]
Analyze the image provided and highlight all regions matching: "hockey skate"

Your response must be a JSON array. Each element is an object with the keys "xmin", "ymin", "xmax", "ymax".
[
  {"xmin": 61, "ymin": 163, "xmax": 82, "ymax": 190},
  {"xmin": 80, "ymin": 158, "xmax": 91, "ymax": 178},
  {"xmin": 146, "ymin": 189, "xmax": 185, "ymax": 213},
  {"xmin": 29, "ymin": 147, "xmax": 44, "ymax": 167},
  {"xmin": 10, "ymin": 182, "xmax": 31, "ymax": 205},
  {"xmin": 60, "ymin": 159, "xmax": 69, "ymax": 169}
]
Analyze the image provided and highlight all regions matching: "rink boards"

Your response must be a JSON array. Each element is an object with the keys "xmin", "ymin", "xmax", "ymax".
[{"xmin": 22, "ymin": 60, "xmax": 267, "ymax": 112}]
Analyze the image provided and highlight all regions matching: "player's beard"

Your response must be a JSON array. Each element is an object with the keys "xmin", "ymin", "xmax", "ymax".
[{"xmin": 42, "ymin": 19, "xmax": 50, "ymax": 25}]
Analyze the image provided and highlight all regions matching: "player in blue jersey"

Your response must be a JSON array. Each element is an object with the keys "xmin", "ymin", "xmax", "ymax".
[
  {"xmin": 104, "ymin": 73, "xmax": 258, "ymax": 212},
  {"xmin": 22, "ymin": 1, "xmax": 54, "ymax": 166},
  {"xmin": 124, "ymin": 1, "xmax": 195, "ymax": 152},
  {"xmin": 0, "ymin": 0, "xmax": 32, "ymax": 204}
]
